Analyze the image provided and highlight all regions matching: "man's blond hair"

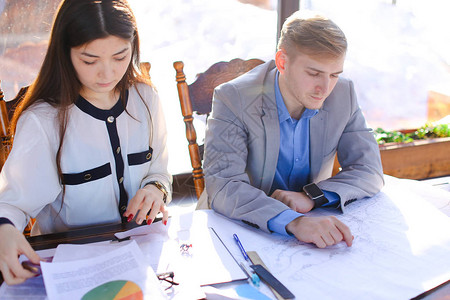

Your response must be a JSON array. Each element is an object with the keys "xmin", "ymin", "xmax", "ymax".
[{"xmin": 278, "ymin": 10, "xmax": 347, "ymax": 58}]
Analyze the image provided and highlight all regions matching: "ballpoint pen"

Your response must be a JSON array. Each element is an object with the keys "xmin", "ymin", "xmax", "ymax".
[
  {"xmin": 233, "ymin": 234, "xmax": 260, "ymax": 287},
  {"xmin": 233, "ymin": 234, "xmax": 249, "ymax": 261}
]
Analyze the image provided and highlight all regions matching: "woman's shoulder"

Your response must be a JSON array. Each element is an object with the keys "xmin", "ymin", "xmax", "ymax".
[
  {"xmin": 20, "ymin": 101, "xmax": 58, "ymax": 122},
  {"xmin": 14, "ymin": 101, "xmax": 60, "ymax": 142},
  {"xmin": 131, "ymin": 82, "xmax": 158, "ymax": 97},
  {"xmin": 128, "ymin": 82, "xmax": 160, "ymax": 107}
]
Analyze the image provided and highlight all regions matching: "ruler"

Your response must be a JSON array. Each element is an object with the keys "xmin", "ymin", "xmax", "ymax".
[{"xmin": 247, "ymin": 251, "xmax": 290, "ymax": 300}]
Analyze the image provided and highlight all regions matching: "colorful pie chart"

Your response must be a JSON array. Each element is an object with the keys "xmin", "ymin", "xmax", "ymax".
[{"xmin": 82, "ymin": 280, "xmax": 143, "ymax": 300}]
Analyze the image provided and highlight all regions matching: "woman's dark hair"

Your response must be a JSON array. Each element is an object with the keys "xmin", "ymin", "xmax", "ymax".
[{"xmin": 11, "ymin": 0, "xmax": 144, "ymax": 193}]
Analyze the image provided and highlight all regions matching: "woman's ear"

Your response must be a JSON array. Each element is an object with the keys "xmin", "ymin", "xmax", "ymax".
[{"xmin": 275, "ymin": 48, "xmax": 288, "ymax": 74}]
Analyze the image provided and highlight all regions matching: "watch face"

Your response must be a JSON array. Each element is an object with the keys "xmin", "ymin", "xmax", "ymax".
[{"xmin": 304, "ymin": 183, "xmax": 323, "ymax": 198}]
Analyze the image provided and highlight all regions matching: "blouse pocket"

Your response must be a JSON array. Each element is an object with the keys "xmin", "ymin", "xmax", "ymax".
[
  {"xmin": 62, "ymin": 163, "xmax": 112, "ymax": 185},
  {"xmin": 128, "ymin": 147, "xmax": 153, "ymax": 166}
]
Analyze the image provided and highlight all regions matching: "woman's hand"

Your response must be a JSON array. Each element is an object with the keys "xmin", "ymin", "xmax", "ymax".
[
  {"xmin": 0, "ymin": 224, "xmax": 41, "ymax": 285},
  {"xmin": 124, "ymin": 184, "xmax": 168, "ymax": 226}
]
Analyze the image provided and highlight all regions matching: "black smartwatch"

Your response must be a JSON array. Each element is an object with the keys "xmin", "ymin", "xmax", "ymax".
[{"xmin": 303, "ymin": 183, "xmax": 328, "ymax": 208}]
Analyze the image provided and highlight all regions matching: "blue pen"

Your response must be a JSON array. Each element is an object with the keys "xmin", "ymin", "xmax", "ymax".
[
  {"xmin": 233, "ymin": 234, "xmax": 261, "ymax": 287},
  {"xmin": 233, "ymin": 234, "xmax": 250, "ymax": 261}
]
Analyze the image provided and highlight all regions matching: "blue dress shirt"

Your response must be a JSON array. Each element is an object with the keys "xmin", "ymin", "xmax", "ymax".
[{"xmin": 267, "ymin": 72, "xmax": 339, "ymax": 236}]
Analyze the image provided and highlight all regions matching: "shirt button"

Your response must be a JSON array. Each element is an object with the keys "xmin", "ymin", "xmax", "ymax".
[
  {"xmin": 295, "ymin": 158, "xmax": 299, "ymax": 162},
  {"xmin": 119, "ymin": 177, "xmax": 124, "ymax": 184},
  {"xmin": 107, "ymin": 116, "xmax": 115, "ymax": 123},
  {"xmin": 116, "ymin": 147, "xmax": 121, "ymax": 154}
]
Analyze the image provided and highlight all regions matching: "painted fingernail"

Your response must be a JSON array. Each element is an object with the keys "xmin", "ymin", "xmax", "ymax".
[
  {"xmin": 163, "ymin": 220, "xmax": 167, "ymax": 226},
  {"xmin": 127, "ymin": 214, "xmax": 134, "ymax": 223},
  {"xmin": 147, "ymin": 219, "xmax": 153, "ymax": 225}
]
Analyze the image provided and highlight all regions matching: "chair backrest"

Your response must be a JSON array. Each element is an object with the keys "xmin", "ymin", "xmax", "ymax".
[
  {"xmin": 174, "ymin": 58, "xmax": 265, "ymax": 199},
  {"xmin": 0, "ymin": 82, "xmax": 9, "ymax": 170},
  {"xmin": 0, "ymin": 81, "xmax": 27, "ymax": 170},
  {"xmin": 0, "ymin": 81, "xmax": 32, "ymax": 234},
  {"xmin": 140, "ymin": 61, "xmax": 151, "ymax": 83}
]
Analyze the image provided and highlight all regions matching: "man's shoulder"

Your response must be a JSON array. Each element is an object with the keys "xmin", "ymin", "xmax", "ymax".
[{"xmin": 321, "ymin": 76, "xmax": 358, "ymax": 116}]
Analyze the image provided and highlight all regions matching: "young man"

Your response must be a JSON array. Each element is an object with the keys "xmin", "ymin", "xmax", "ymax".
[{"xmin": 201, "ymin": 11, "xmax": 384, "ymax": 248}]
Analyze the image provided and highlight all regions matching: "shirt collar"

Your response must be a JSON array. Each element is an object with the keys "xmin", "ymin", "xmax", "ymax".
[{"xmin": 274, "ymin": 71, "xmax": 318, "ymax": 123}]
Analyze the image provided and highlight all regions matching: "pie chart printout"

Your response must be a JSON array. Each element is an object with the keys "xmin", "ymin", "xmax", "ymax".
[{"xmin": 82, "ymin": 280, "xmax": 144, "ymax": 300}]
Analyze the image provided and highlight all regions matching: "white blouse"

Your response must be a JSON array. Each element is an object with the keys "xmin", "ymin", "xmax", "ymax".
[{"xmin": 0, "ymin": 83, "xmax": 172, "ymax": 235}]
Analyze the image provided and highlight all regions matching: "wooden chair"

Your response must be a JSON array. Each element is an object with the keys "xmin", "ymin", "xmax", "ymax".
[
  {"xmin": 140, "ymin": 62, "xmax": 151, "ymax": 84},
  {"xmin": 174, "ymin": 58, "xmax": 265, "ymax": 199},
  {"xmin": 0, "ymin": 82, "xmax": 27, "ymax": 170},
  {"xmin": 0, "ymin": 81, "xmax": 31, "ymax": 233}
]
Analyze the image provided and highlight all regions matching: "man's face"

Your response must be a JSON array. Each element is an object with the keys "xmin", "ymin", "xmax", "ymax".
[{"xmin": 277, "ymin": 50, "xmax": 345, "ymax": 117}]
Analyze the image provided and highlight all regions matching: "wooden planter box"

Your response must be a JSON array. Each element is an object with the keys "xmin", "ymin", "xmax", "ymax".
[{"xmin": 333, "ymin": 137, "xmax": 450, "ymax": 180}]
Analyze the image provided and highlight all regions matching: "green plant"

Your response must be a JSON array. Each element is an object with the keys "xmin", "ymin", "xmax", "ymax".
[{"xmin": 374, "ymin": 123, "xmax": 450, "ymax": 144}]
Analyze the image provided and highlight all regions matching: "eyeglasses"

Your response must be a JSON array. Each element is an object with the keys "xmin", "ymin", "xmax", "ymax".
[{"xmin": 157, "ymin": 271, "xmax": 179, "ymax": 290}]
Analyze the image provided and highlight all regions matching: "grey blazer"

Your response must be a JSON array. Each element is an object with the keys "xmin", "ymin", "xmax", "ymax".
[{"xmin": 203, "ymin": 60, "xmax": 384, "ymax": 232}]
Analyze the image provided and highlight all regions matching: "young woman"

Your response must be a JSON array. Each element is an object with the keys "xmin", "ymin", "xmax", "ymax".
[{"xmin": 0, "ymin": 0, "xmax": 171, "ymax": 285}]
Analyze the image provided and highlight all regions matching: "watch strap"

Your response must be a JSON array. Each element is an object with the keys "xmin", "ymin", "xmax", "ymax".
[
  {"xmin": 146, "ymin": 181, "xmax": 168, "ymax": 203},
  {"xmin": 313, "ymin": 194, "xmax": 328, "ymax": 208},
  {"xmin": 303, "ymin": 183, "xmax": 328, "ymax": 208}
]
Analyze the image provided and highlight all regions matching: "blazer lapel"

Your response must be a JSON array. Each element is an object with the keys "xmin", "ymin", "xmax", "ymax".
[
  {"xmin": 260, "ymin": 67, "xmax": 279, "ymax": 194},
  {"xmin": 310, "ymin": 109, "xmax": 328, "ymax": 181}
]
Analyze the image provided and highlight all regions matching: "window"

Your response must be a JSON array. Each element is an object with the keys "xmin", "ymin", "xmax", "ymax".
[
  {"xmin": 0, "ymin": 0, "xmax": 277, "ymax": 174},
  {"xmin": 302, "ymin": 0, "xmax": 450, "ymax": 130},
  {"xmin": 2, "ymin": 0, "xmax": 447, "ymax": 174}
]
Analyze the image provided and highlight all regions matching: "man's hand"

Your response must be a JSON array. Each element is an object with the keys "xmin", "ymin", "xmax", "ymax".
[
  {"xmin": 286, "ymin": 216, "xmax": 353, "ymax": 248},
  {"xmin": 0, "ymin": 224, "xmax": 41, "ymax": 285},
  {"xmin": 123, "ymin": 185, "xmax": 168, "ymax": 226},
  {"xmin": 271, "ymin": 189, "xmax": 314, "ymax": 213}
]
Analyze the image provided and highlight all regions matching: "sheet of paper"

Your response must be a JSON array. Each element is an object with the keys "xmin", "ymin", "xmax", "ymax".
[
  {"xmin": 0, "ymin": 273, "xmax": 47, "ymax": 300},
  {"xmin": 114, "ymin": 220, "xmax": 247, "ymax": 298},
  {"xmin": 131, "ymin": 223, "xmax": 247, "ymax": 286},
  {"xmin": 203, "ymin": 175, "xmax": 450, "ymax": 300},
  {"xmin": 0, "ymin": 248, "xmax": 55, "ymax": 300},
  {"xmin": 40, "ymin": 240, "xmax": 167, "ymax": 300},
  {"xmin": 52, "ymin": 241, "xmax": 121, "ymax": 262}
]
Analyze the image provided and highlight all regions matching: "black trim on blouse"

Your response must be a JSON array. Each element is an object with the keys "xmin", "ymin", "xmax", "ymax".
[
  {"xmin": 75, "ymin": 91, "xmax": 129, "ymax": 223},
  {"xmin": 62, "ymin": 163, "xmax": 112, "ymax": 185},
  {"xmin": 75, "ymin": 91, "xmax": 128, "ymax": 121},
  {"xmin": 0, "ymin": 217, "xmax": 14, "ymax": 226},
  {"xmin": 128, "ymin": 147, "xmax": 153, "ymax": 166}
]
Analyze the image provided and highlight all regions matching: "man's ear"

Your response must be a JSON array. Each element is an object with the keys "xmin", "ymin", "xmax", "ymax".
[{"xmin": 275, "ymin": 49, "xmax": 288, "ymax": 74}]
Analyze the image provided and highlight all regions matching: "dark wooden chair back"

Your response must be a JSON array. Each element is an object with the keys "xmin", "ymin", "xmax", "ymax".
[
  {"xmin": 0, "ymin": 82, "xmax": 27, "ymax": 170},
  {"xmin": 174, "ymin": 58, "xmax": 265, "ymax": 199},
  {"xmin": 0, "ymin": 82, "xmax": 31, "ymax": 234},
  {"xmin": 0, "ymin": 82, "xmax": 9, "ymax": 171}
]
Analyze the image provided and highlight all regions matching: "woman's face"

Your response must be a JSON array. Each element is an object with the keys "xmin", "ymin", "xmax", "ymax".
[{"xmin": 70, "ymin": 35, "xmax": 132, "ymax": 102}]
